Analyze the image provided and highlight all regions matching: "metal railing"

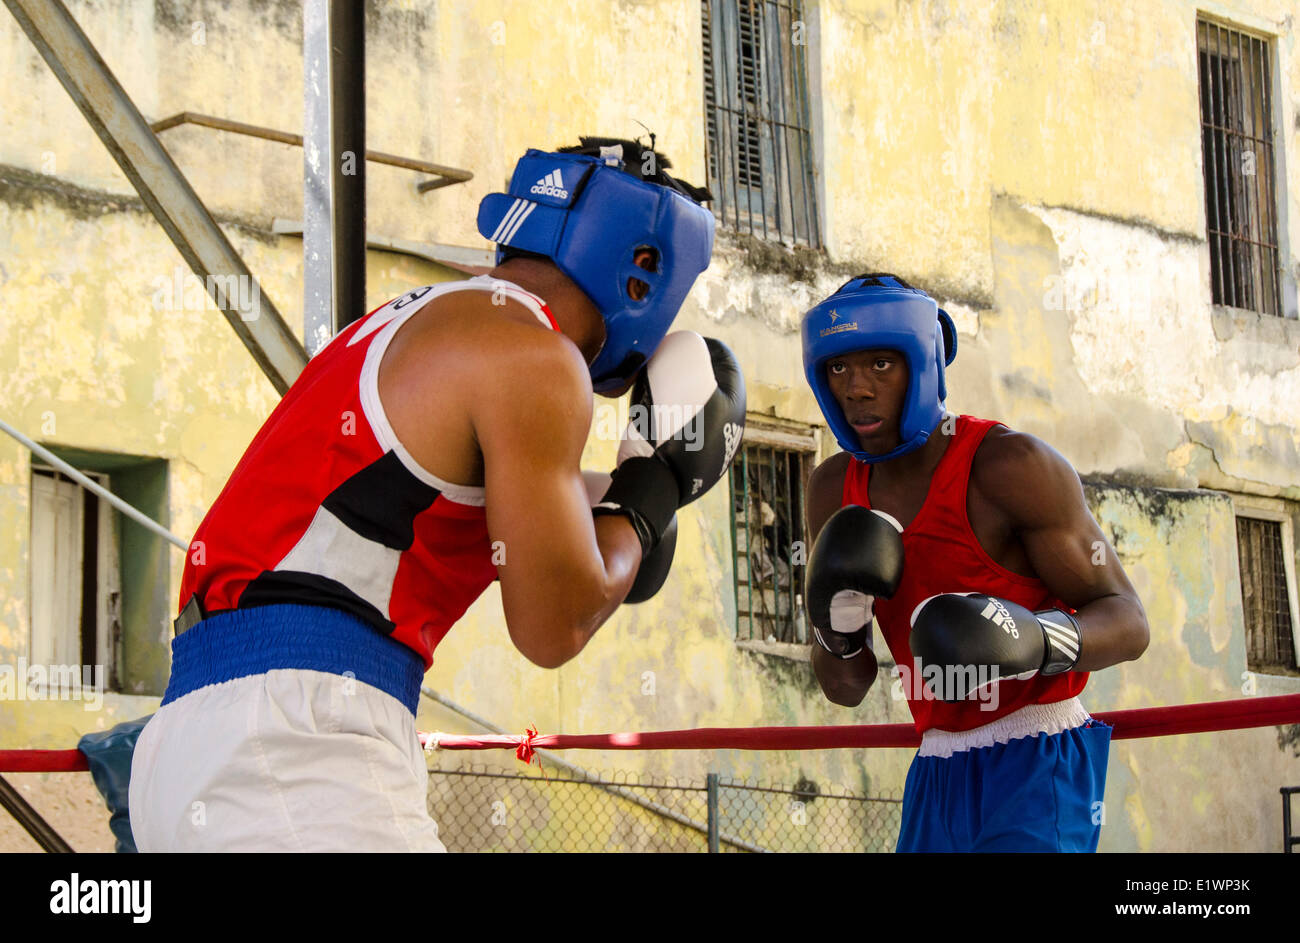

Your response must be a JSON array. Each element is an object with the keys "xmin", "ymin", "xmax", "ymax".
[{"xmin": 150, "ymin": 112, "xmax": 473, "ymax": 193}]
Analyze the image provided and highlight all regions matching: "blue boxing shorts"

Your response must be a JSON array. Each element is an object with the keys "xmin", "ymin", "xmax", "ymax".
[{"xmin": 895, "ymin": 697, "xmax": 1111, "ymax": 853}]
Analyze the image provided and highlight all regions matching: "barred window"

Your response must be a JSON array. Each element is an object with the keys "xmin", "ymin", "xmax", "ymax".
[
  {"xmin": 702, "ymin": 0, "xmax": 820, "ymax": 247},
  {"xmin": 729, "ymin": 427, "xmax": 816, "ymax": 645},
  {"xmin": 1235, "ymin": 514, "xmax": 1299, "ymax": 674},
  {"xmin": 1196, "ymin": 18, "xmax": 1282, "ymax": 316}
]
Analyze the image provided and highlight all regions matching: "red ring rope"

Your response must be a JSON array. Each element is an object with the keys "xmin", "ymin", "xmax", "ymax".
[{"xmin": 3, "ymin": 694, "xmax": 1296, "ymax": 772}]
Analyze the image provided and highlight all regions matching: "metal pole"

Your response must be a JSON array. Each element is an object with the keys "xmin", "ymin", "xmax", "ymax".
[
  {"xmin": 303, "ymin": 1, "xmax": 332, "ymax": 353},
  {"xmin": 706, "ymin": 773, "xmax": 720, "ymax": 852},
  {"xmin": 0, "ymin": 416, "xmax": 187, "ymax": 551},
  {"xmin": 330, "ymin": 0, "xmax": 366, "ymax": 332},
  {"xmin": 0, "ymin": 774, "xmax": 74, "ymax": 853}
]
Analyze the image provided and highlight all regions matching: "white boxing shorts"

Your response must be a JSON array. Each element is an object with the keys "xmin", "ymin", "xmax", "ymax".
[{"xmin": 128, "ymin": 604, "xmax": 445, "ymax": 852}]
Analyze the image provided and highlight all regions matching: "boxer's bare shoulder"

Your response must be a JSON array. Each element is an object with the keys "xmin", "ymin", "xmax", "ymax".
[
  {"xmin": 967, "ymin": 424, "xmax": 1085, "ymax": 578},
  {"xmin": 806, "ymin": 450, "xmax": 853, "ymax": 541},
  {"xmin": 378, "ymin": 288, "xmax": 587, "ymax": 488},
  {"xmin": 969, "ymin": 425, "xmax": 1082, "ymax": 530}
]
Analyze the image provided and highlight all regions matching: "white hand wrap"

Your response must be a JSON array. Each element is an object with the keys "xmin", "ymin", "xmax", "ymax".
[{"xmin": 828, "ymin": 590, "xmax": 874, "ymax": 650}]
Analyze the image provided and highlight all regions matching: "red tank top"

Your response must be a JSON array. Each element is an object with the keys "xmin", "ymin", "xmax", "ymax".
[
  {"xmin": 841, "ymin": 414, "xmax": 1088, "ymax": 733},
  {"xmin": 179, "ymin": 277, "xmax": 559, "ymax": 668}
]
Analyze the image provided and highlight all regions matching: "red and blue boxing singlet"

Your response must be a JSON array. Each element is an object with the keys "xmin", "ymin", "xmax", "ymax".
[
  {"xmin": 842, "ymin": 414, "xmax": 1089, "ymax": 734},
  {"xmin": 177, "ymin": 276, "xmax": 559, "ymax": 669}
]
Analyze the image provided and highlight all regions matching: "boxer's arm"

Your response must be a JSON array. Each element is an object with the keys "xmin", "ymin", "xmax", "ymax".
[
  {"xmin": 805, "ymin": 454, "xmax": 878, "ymax": 705},
  {"xmin": 475, "ymin": 337, "xmax": 642, "ymax": 668},
  {"xmin": 976, "ymin": 430, "xmax": 1149, "ymax": 671}
]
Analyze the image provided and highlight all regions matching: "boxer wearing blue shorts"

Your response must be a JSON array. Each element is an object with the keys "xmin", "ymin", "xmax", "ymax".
[{"xmin": 799, "ymin": 275, "xmax": 1148, "ymax": 853}]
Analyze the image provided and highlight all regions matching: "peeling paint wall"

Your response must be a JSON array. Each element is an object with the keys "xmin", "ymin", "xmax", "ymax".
[
  {"xmin": 0, "ymin": 1, "xmax": 1298, "ymax": 851},
  {"xmin": 1080, "ymin": 484, "xmax": 1300, "ymax": 850}
]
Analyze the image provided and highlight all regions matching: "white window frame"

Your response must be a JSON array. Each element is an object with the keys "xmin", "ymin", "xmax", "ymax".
[
  {"xmin": 28, "ymin": 464, "xmax": 120, "ymax": 693},
  {"xmin": 1231, "ymin": 493, "xmax": 1300, "ymax": 674}
]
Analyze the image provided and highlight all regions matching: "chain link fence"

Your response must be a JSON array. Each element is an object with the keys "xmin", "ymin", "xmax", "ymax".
[{"xmin": 426, "ymin": 760, "xmax": 901, "ymax": 853}]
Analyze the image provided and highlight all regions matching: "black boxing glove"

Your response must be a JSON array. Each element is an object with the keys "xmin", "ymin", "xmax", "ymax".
[
  {"xmin": 909, "ymin": 593, "xmax": 1082, "ymax": 700},
  {"xmin": 625, "ymin": 515, "xmax": 677, "ymax": 603},
  {"xmin": 805, "ymin": 506, "xmax": 905, "ymax": 659},
  {"xmin": 583, "ymin": 470, "xmax": 677, "ymax": 603},
  {"xmin": 594, "ymin": 332, "xmax": 746, "ymax": 552}
]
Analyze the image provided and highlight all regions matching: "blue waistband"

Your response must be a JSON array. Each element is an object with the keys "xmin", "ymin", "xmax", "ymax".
[{"xmin": 161, "ymin": 604, "xmax": 424, "ymax": 714}]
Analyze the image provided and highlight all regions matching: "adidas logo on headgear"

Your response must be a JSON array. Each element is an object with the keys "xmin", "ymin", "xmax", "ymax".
[{"xmin": 530, "ymin": 169, "xmax": 568, "ymax": 199}]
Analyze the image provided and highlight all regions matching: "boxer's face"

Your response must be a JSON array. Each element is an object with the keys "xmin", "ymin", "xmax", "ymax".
[{"xmin": 825, "ymin": 349, "xmax": 908, "ymax": 452}]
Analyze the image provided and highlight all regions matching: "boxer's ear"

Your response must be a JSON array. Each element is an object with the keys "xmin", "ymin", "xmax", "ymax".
[{"xmin": 938, "ymin": 308, "xmax": 957, "ymax": 366}]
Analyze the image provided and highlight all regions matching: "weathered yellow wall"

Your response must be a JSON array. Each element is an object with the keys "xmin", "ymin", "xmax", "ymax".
[
  {"xmin": 1, "ymin": 0, "xmax": 1298, "ymax": 851},
  {"xmin": 1083, "ymin": 485, "xmax": 1300, "ymax": 851}
]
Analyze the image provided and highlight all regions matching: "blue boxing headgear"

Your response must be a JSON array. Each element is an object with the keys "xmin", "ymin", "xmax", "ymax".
[
  {"xmin": 477, "ymin": 146, "xmax": 715, "ymax": 393},
  {"xmin": 801, "ymin": 274, "xmax": 957, "ymax": 463}
]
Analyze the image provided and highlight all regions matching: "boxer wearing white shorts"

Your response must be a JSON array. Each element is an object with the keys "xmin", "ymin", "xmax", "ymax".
[{"xmin": 130, "ymin": 139, "xmax": 744, "ymax": 851}]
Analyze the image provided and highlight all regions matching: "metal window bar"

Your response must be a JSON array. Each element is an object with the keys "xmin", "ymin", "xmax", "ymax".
[
  {"xmin": 786, "ymin": 445, "xmax": 803, "ymax": 639},
  {"xmin": 749, "ymin": 446, "xmax": 773, "ymax": 641},
  {"xmin": 759, "ymin": 445, "xmax": 771, "ymax": 639},
  {"xmin": 764, "ymin": 0, "xmax": 816, "ymax": 246},
  {"xmin": 702, "ymin": 0, "xmax": 820, "ymax": 247},
  {"xmin": 740, "ymin": 0, "xmax": 768, "ymax": 239},
  {"xmin": 731, "ymin": 447, "xmax": 751, "ymax": 640},
  {"xmin": 765, "ymin": 1, "xmax": 790, "ymax": 246},
  {"xmin": 790, "ymin": 1, "xmax": 819, "ymax": 241},
  {"xmin": 728, "ymin": 451, "xmax": 742, "ymax": 637},
  {"xmin": 718, "ymin": 0, "xmax": 747, "ymax": 237},
  {"xmin": 1254, "ymin": 33, "xmax": 1279, "ymax": 312},
  {"xmin": 730, "ymin": 443, "xmax": 808, "ymax": 643},
  {"xmin": 730, "ymin": 449, "xmax": 746, "ymax": 639},
  {"xmin": 1242, "ymin": 30, "xmax": 1262, "ymax": 306},
  {"xmin": 1200, "ymin": 24, "xmax": 1223, "ymax": 304},
  {"xmin": 1196, "ymin": 20, "xmax": 1281, "ymax": 316},
  {"xmin": 1235, "ymin": 516, "xmax": 1297, "ymax": 671},
  {"xmin": 703, "ymin": 1, "xmax": 719, "ymax": 187},
  {"xmin": 1204, "ymin": 22, "xmax": 1227, "ymax": 304}
]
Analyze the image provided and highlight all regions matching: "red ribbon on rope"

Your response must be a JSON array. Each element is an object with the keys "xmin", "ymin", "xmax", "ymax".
[{"xmin": 514, "ymin": 725, "xmax": 540, "ymax": 765}]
